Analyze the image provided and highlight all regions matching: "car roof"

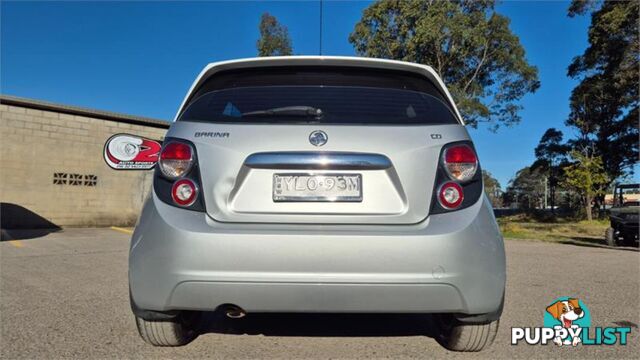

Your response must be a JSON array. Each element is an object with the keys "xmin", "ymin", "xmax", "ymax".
[
  {"xmin": 617, "ymin": 184, "xmax": 640, "ymax": 189},
  {"xmin": 174, "ymin": 56, "xmax": 464, "ymax": 125}
]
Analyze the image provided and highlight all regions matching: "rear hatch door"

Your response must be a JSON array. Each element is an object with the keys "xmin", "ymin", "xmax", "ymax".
[{"xmin": 170, "ymin": 65, "xmax": 470, "ymax": 224}]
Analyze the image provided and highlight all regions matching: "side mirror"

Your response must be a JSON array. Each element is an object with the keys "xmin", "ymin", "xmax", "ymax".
[{"xmin": 104, "ymin": 133, "xmax": 162, "ymax": 170}]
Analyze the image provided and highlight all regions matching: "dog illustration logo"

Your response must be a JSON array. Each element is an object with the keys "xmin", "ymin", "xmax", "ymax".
[
  {"xmin": 545, "ymin": 298, "xmax": 586, "ymax": 346},
  {"xmin": 512, "ymin": 296, "xmax": 631, "ymax": 346}
]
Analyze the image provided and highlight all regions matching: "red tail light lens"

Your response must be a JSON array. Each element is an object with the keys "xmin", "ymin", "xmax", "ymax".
[
  {"xmin": 438, "ymin": 182, "xmax": 464, "ymax": 209},
  {"xmin": 159, "ymin": 142, "xmax": 194, "ymax": 179},
  {"xmin": 443, "ymin": 145, "xmax": 478, "ymax": 182},
  {"xmin": 171, "ymin": 179, "xmax": 198, "ymax": 206}
]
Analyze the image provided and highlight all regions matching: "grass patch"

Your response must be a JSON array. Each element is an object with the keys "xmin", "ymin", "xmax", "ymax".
[{"xmin": 498, "ymin": 216, "xmax": 609, "ymax": 245}]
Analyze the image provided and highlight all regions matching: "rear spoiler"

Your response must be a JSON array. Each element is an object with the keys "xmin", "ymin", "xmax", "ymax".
[{"xmin": 175, "ymin": 56, "xmax": 464, "ymax": 125}]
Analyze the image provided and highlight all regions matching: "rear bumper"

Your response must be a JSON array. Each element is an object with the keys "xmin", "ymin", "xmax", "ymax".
[
  {"xmin": 129, "ymin": 192, "xmax": 505, "ymax": 316},
  {"xmin": 618, "ymin": 223, "xmax": 639, "ymax": 241}
]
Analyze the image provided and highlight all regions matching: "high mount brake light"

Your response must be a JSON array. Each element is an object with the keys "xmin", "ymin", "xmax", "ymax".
[
  {"xmin": 438, "ymin": 182, "xmax": 464, "ymax": 209},
  {"xmin": 443, "ymin": 145, "xmax": 478, "ymax": 182},
  {"xmin": 171, "ymin": 179, "xmax": 198, "ymax": 207},
  {"xmin": 159, "ymin": 142, "xmax": 194, "ymax": 179}
]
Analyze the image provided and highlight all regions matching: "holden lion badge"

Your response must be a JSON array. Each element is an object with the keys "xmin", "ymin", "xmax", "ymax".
[{"xmin": 104, "ymin": 133, "xmax": 162, "ymax": 170}]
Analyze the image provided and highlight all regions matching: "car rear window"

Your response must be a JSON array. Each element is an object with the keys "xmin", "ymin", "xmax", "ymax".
[{"xmin": 178, "ymin": 66, "xmax": 459, "ymax": 125}]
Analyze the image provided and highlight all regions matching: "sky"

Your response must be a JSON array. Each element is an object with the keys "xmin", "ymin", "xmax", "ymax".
[{"xmin": 1, "ymin": 1, "xmax": 597, "ymax": 187}]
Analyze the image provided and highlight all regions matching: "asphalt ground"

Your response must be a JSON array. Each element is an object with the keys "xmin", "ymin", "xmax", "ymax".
[{"xmin": 1, "ymin": 228, "xmax": 638, "ymax": 359}]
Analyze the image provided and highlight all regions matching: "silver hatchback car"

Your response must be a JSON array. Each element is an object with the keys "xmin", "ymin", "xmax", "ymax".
[{"xmin": 129, "ymin": 56, "xmax": 506, "ymax": 351}]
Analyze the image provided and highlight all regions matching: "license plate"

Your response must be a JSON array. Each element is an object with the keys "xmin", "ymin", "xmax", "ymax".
[{"xmin": 273, "ymin": 173, "xmax": 362, "ymax": 202}]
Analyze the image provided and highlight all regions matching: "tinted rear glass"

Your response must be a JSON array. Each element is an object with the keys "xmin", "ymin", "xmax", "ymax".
[{"xmin": 179, "ymin": 66, "xmax": 458, "ymax": 125}]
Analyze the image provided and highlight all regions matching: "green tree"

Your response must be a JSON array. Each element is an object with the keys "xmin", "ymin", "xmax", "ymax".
[
  {"xmin": 482, "ymin": 170, "xmax": 502, "ymax": 208},
  {"xmin": 504, "ymin": 166, "xmax": 546, "ymax": 209},
  {"xmin": 349, "ymin": 0, "xmax": 540, "ymax": 130},
  {"xmin": 531, "ymin": 128, "xmax": 570, "ymax": 213},
  {"xmin": 562, "ymin": 150, "xmax": 609, "ymax": 221},
  {"xmin": 257, "ymin": 13, "xmax": 293, "ymax": 57},
  {"xmin": 565, "ymin": 0, "xmax": 639, "ymax": 182}
]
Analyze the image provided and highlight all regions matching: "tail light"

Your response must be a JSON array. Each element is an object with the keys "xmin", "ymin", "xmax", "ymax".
[
  {"xmin": 438, "ymin": 182, "xmax": 464, "ymax": 209},
  {"xmin": 171, "ymin": 179, "xmax": 198, "ymax": 207},
  {"xmin": 430, "ymin": 142, "xmax": 482, "ymax": 214},
  {"xmin": 153, "ymin": 138, "xmax": 205, "ymax": 212},
  {"xmin": 443, "ymin": 144, "xmax": 478, "ymax": 182},
  {"xmin": 159, "ymin": 142, "xmax": 194, "ymax": 179}
]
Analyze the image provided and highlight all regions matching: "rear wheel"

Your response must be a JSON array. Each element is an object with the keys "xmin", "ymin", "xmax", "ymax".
[
  {"xmin": 135, "ymin": 312, "xmax": 200, "ymax": 346},
  {"xmin": 435, "ymin": 315, "xmax": 499, "ymax": 352},
  {"xmin": 605, "ymin": 227, "xmax": 616, "ymax": 247}
]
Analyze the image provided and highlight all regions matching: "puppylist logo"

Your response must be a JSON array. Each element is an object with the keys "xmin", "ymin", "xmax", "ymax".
[{"xmin": 512, "ymin": 297, "xmax": 632, "ymax": 347}]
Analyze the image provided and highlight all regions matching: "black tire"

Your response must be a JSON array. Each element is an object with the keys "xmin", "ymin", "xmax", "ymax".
[
  {"xmin": 135, "ymin": 312, "xmax": 200, "ymax": 346},
  {"xmin": 436, "ymin": 315, "xmax": 499, "ymax": 352},
  {"xmin": 605, "ymin": 227, "xmax": 616, "ymax": 247}
]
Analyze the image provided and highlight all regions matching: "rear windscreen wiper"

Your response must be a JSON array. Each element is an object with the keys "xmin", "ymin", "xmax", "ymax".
[{"xmin": 241, "ymin": 106, "xmax": 323, "ymax": 119}]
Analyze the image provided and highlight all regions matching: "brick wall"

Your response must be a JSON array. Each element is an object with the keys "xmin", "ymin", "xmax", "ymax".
[{"xmin": 0, "ymin": 101, "xmax": 168, "ymax": 227}]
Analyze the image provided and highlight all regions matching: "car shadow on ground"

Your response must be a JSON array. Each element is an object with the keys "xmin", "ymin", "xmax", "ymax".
[
  {"xmin": 556, "ymin": 236, "xmax": 639, "ymax": 252},
  {"xmin": 0, "ymin": 203, "xmax": 61, "ymax": 241},
  {"xmin": 0, "ymin": 228, "xmax": 61, "ymax": 241},
  {"xmin": 197, "ymin": 312, "xmax": 439, "ymax": 338}
]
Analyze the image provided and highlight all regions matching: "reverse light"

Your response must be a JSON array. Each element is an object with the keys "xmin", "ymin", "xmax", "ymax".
[
  {"xmin": 171, "ymin": 179, "xmax": 198, "ymax": 206},
  {"xmin": 438, "ymin": 182, "xmax": 464, "ymax": 209},
  {"xmin": 159, "ymin": 142, "xmax": 194, "ymax": 179},
  {"xmin": 443, "ymin": 145, "xmax": 478, "ymax": 182}
]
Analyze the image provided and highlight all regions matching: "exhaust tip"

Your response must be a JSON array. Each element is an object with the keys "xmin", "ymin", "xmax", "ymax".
[{"xmin": 224, "ymin": 305, "xmax": 246, "ymax": 319}]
